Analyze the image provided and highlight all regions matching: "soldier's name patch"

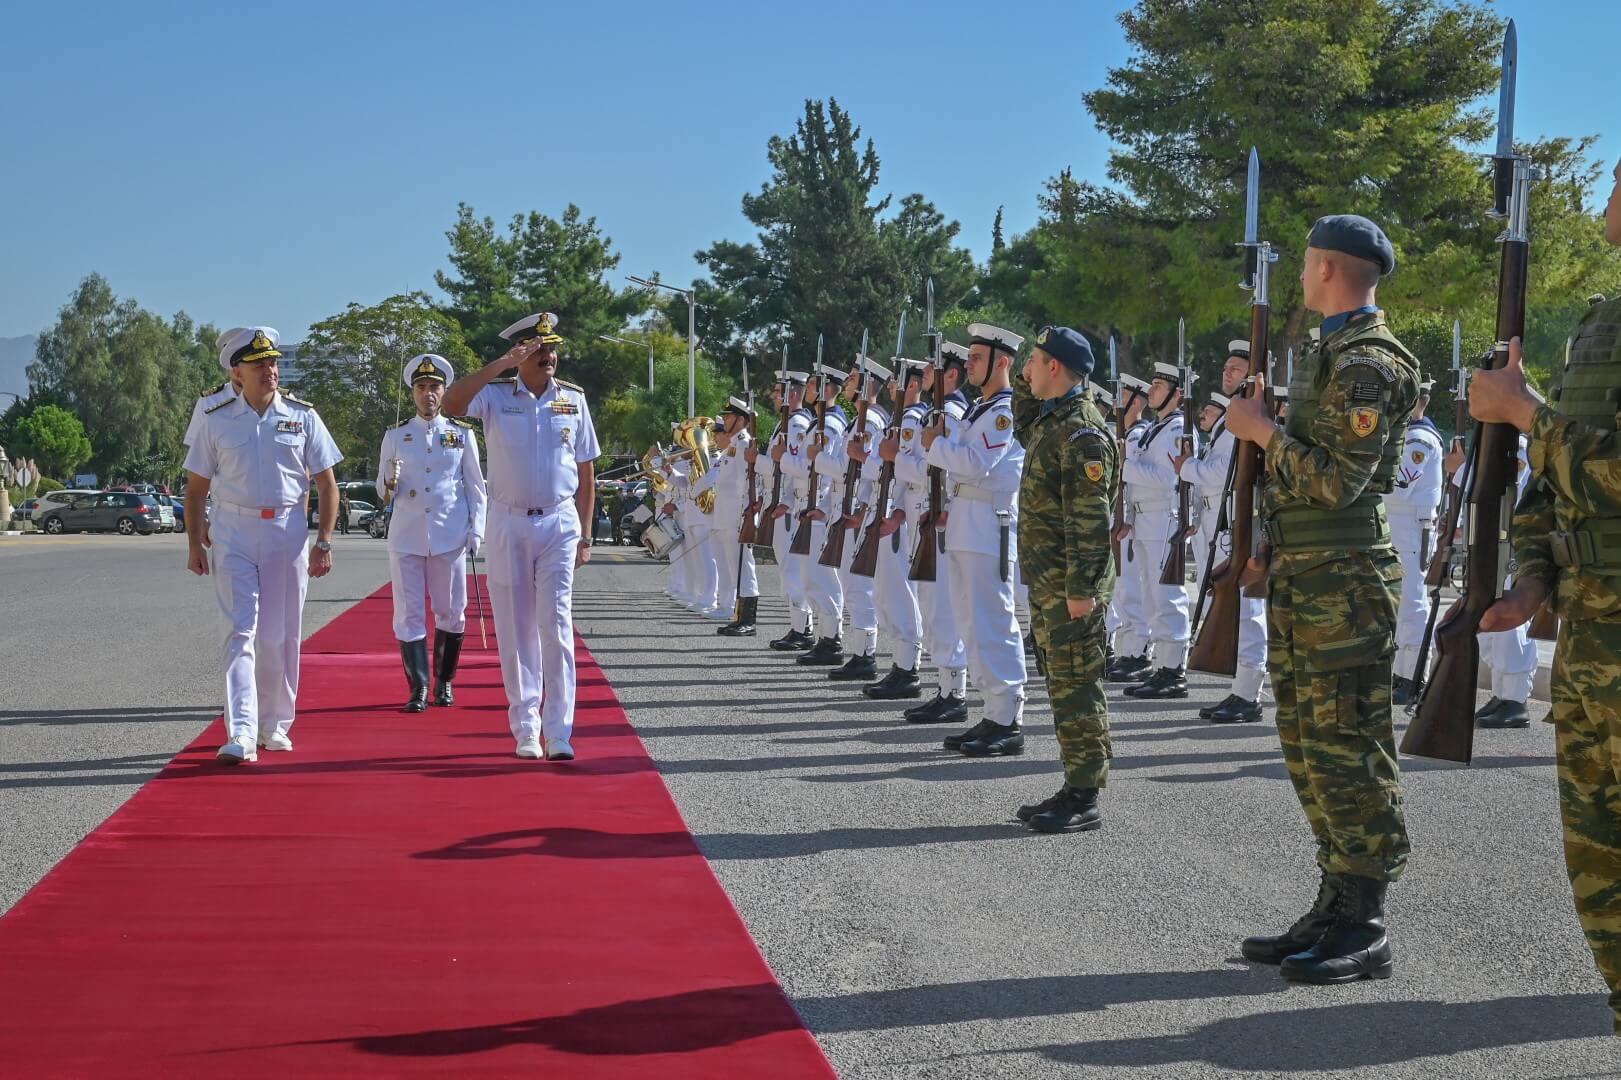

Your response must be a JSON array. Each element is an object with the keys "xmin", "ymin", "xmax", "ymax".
[
  {"xmin": 1348, "ymin": 406, "xmax": 1380, "ymax": 438},
  {"xmin": 1350, "ymin": 380, "xmax": 1383, "ymax": 403},
  {"xmin": 994, "ymin": 414, "xmax": 1011, "ymax": 431},
  {"xmin": 1084, "ymin": 460, "xmax": 1106, "ymax": 482},
  {"xmin": 1333, "ymin": 353, "xmax": 1398, "ymax": 382},
  {"xmin": 275, "ymin": 420, "xmax": 303, "ymax": 434}
]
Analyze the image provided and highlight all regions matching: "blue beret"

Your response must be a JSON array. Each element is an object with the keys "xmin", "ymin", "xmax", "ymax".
[
  {"xmin": 1308, "ymin": 214, "xmax": 1395, "ymax": 276},
  {"xmin": 1033, "ymin": 326, "xmax": 1095, "ymax": 379}
]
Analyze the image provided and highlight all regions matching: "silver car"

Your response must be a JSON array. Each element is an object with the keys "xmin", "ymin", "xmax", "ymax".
[{"xmin": 39, "ymin": 492, "xmax": 161, "ymax": 536}]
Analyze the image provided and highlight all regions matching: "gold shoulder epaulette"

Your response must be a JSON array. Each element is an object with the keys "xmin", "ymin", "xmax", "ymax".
[
  {"xmin": 491, "ymin": 377, "xmax": 517, "ymax": 384},
  {"xmin": 204, "ymin": 396, "xmax": 237, "ymax": 414},
  {"xmin": 450, "ymin": 417, "xmax": 476, "ymax": 429},
  {"xmin": 281, "ymin": 392, "xmax": 314, "ymax": 408},
  {"xmin": 200, "ymin": 381, "xmax": 226, "ymax": 397},
  {"xmin": 393, "ymin": 416, "xmax": 413, "ymax": 429},
  {"xmin": 556, "ymin": 378, "xmax": 583, "ymax": 393}
]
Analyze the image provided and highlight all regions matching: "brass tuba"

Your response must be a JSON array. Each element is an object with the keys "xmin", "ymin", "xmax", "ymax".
[{"xmin": 675, "ymin": 417, "xmax": 717, "ymax": 513}]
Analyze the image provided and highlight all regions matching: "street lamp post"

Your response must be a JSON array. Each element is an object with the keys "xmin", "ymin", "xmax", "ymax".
[
  {"xmin": 598, "ymin": 334, "xmax": 655, "ymax": 392},
  {"xmin": 627, "ymin": 275, "xmax": 697, "ymax": 416}
]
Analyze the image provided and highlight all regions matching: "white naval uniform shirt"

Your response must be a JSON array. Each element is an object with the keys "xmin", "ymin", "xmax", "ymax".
[
  {"xmin": 183, "ymin": 392, "xmax": 342, "ymax": 509},
  {"xmin": 1385, "ymin": 416, "xmax": 1445, "ymax": 523},
  {"xmin": 776, "ymin": 407, "xmax": 816, "ymax": 505},
  {"xmin": 1119, "ymin": 419, "xmax": 1151, "ymax": 533},
  {"xmin": 464, "ymin": 377, "xmax": 600, "ymax": 509},
  {"xmin": 1124, "ymin": 412, "xmax": 1196, "ymax": 515},
  {"xmin": 844, "ymin": 403, "xmax": 889, "ymax": 514},
  {"xmin": 184, "ymin": 383, "xmax": 240, "ymax": 447},
  {"xmin": 923, "ymin": 387, "xmax": 1023, "ymax": 559},
  {"xmin": 1180, "ymin": 416, "xmax": 1235, "ymax": 537},
  {"xmin": 895, "ymin": 394, "xmax": 967, "ymax": 524},
  {"xmin": 376, "ymin": 414, "xmax": 488, "ymax": 557},
  {"xmin": 705, "ymin": 433, "xmax": 754, "ymax": 517}
]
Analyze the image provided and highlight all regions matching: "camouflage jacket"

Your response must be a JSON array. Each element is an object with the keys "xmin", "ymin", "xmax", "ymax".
[
  {"xmin": 1016, "ymin": 386, "xmax": 1118, "ymax": 605},
  {"xmin": 1513, "ymin": 295, "xmax": 1621, "ymax": 621},
  {"xmin": 1262, "ymin": 311, "xmax": 1420, "ymax": 575}
]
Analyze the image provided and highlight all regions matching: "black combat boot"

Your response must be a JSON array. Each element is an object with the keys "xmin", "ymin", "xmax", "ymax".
[
  {"xmin": 1280, "ymin": 875, "xmax": 1393, "ymax": 984},
  {"xmin": 828, "ymin": 654, "xmax": 879, "ymax": 681},
  {"xmin": 432, "ymin": 629, "xmax": 464, "ymax": 706},
  {"xmin": 1125, "ymin": 666, "xmax": 1188, "ymax": 699},
  {"xmin": 865, "ymin": 665, "xmax": 922, "ymax": 699},
  {"xmin": 1105, "ymin": 654, "xmax": 1151, "ymax": 682},
  {"xmin": 769, "ymin": 626, "xmax": 814, "ymax": 651},
  {"xmin": 1017, "ymin": 784, "xmax": 1072, "ymax": 823},
  {"xmin": 958, "ymin": 721, "xmax": 1024, "ymax": 757},
  {"xmin": 796, "ymin": 637, "xmax": 846, "ymax": 666},
  {"xmin": 1479, "ymin": 699, "xmax": 1530, "ymax": 728},
  {"xmin": 909, "ymin": 692, "xmax": 968, "ymax": 725},
  {"xmin": 717, "ymin": 596, "xmax": 758, "ymax": 637},
  {"xmin": 1209, "ymin": 696, "xmax": 1263, "ymax": 723},
  {"xmin": 1028, "ymin": 787, "xmax": 1102, "ymax": 833},
  {"xmin": 1241, "ymin": 871, "xmax": 1342, "ymax": 965},
  {"xmin": 400, "ymin": 639, "xmax": 430, "ymax": 713}
]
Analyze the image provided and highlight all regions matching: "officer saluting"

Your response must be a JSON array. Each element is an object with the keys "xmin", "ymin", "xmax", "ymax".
[
  {"xmin": 377, "ymin": 353, "xmax": 488, "ymax": 712},
  {"xmin": 183, "ymin": 326, "xmax": 343, "ymax": 764},
  {"xmin": 440, "ymin": 313, "xmax": 600, "ymax": 762}
]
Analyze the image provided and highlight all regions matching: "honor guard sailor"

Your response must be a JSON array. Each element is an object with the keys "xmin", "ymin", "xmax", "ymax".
[
  {"xmin": 758, "ymin": 371, "xmax": 814, "ymax": 646},
  {"xmin": 377, "ymin": 353, "xmax": 488, "ymax": 712},
  {"xmin": 924, "ymin": 323, "xmax": 1029, "ymax": 756},
  {"xmin": 1105, "ymin": 374, "xmax": 1154, "ymax": 680},
  {"xmin": 1385, "ymin": 380, "xmax": 1446, "ymax": 703},
  {"xmin": 183, "ymin": 326, "xmax": 343, "ymax": 764},
  {"xmin": 825, "ymin": 357, "xmax": 892, "ymax": 681},
  {"xmin": 860, "ymin": 358, "xmax": 928, "ymax": 699},
  {"xmin": 784, "ymin": 364, "xmax": 849, "ymax": 667},
  {"xmin": 441, "ymin": 312, "xmax": 600, "ymax": 761}
]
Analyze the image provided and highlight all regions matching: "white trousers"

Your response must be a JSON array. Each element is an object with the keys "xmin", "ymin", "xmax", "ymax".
[
  {"xmin": 388, "ymin": 547, "xmax": 468, "ymax": 640},
  {"xmin": 1480, "ymin": 588, "xmax": 1538, "ymax": 703},
  {"xmin": 916, "ymin": 527, "xmax": 967, "ymax": 694},
  {"xmin": 874, "ymin": 519, "xmax": 924, "ymax": 670},
  {"xmin": 682, "ymin": 522, "xmax": 718, "ymax": 608},
  {"xmin": 666, "ymin": 515, "xmax": 692, "ymax": 601},
  {"xmin": 1110, "ymin": 535, "xmax": 1150, "ymax": 658},
  {"xmin": 486, "ymin": 502, "xmax": 581, "ymax": 745},
  {"xmin": 1194, "ymin": 519, "xmax": 1268, "ymax": 699},
  {"xmin": 946, "ymin": 550, "xmax": 1026, "ymax": 725},
  {"xmin": 837, "ymin": 523, "xmax": 878, "ymax": 655},
  {"xmin": 708, "ymin": 513, "xmax": 759, "ymax": 611},
  {"xmin": 770, "ymin": 505, "xmax": 805, "ymax": 617},
  {"xmin": 1129, "ymin": 510, "xmax": 1191, "ymax": 668},
  {"xmin": 210, "ymin": 504, "xmax": 309, "ymax": 743},
  {"xmin": 1390, "ymin": 515, "xmax": 1434, "ymax": 680},
  {"xmin": 796, "ymin": 519, "xmax": 844, "ymax": 636}
]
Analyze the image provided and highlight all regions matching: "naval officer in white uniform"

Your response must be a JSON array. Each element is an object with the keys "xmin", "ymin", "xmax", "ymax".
[
  {"xmin": 183, "ymin": 326, "xmax": 342, "ymax": 764},
  {"xmin": 377, "ymin": 353, "xmax": 488, "ymax": 712},
  {"xmin": 440, "ymin": 313, "xmax": 599, "ymax": 761}
]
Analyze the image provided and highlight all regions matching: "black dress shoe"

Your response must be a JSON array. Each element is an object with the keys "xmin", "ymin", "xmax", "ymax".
[
  {"xmin": 1028, "ymin": 787, "xmax": 1101, "ymax": 833},
  {"xmin": 1472, "ymin": 695, "xmax": 1503, "ymax": 723},
  {"xmin": 1241, "ymin": 872, "xmax": 1341, "ymax": 965},
  {"xmin": 1392, "ymin": 675, "xmax": 1416, "ymax": 707},
  {"xmin": 1016, "ymin": 785, "xmax": 1070, "ymax": 822},
  {"xmin": 1210, "ymin": 696, "xmax": 1263, "ymax": 723},
  {"xmin": 1279, "ymin": 875, "xmax": 1393, "ymax": 984},
  {"xmin": 911, "ymin": 692, "xmax": 969, "ymax": 726},
  {"xmin": 796, "ymin": 637, "xmax": 846, "ymax": 666},
  {"xmin": 904, "ymin": 693, "xmax": 947, "ymax": 721},
  {"xmin": 865, "ymin": 665, "xmax": 922, "ymax": 700},
  {"xmin": 1106, "ymin": 654, "xmax": 1151, "ymax": 683},
  {"xmin": 944, "ymin": 718, "xmax": 999, "ymax": 751},
  {"xmin": 1200, "ymin": 693, "xmax": 1241, "ymax": 720},
  {"xmin": 769, "ymin": 628, "xmax": 814, "ymax": 651},
  {"xmin": 959, "ymin": 721, "xmax": 1024, "ymax": 757},
  {"xmin": 1124, "ymin": 666, "xmax": 1188, "ymax": 699},
  {"xmin": 1479, "ymin": 699, "xmax": 1531, "ymax": 728},
  {"xmin": 829, "ymin": 654, "xmax": 879, "ymax": 681}
]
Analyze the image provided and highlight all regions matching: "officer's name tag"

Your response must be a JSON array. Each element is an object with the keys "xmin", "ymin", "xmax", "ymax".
[{"xmin": 502, "ymin": 406, "xmax": 524, "ymax": 415}]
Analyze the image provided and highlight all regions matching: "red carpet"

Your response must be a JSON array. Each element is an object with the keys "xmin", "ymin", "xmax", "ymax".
[{"xmin": 0, "ymin": 583, "xmax": 835, "ymax": 1078}]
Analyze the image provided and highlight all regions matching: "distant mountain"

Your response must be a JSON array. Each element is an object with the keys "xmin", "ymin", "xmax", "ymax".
[{"xmin": 0, "ymin": 336, "xmax": 35, "ymax": 402}]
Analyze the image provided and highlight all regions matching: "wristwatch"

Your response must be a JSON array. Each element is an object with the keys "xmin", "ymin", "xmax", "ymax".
[{"xmin": 313, "ymin": 540, "xmax": 332, "ymax": 552}]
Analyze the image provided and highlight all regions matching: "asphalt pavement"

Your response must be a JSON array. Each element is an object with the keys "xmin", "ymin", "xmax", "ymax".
[{"xmin": 2, "ymin": 534, "xmax": 1617, "ymax": 1078}]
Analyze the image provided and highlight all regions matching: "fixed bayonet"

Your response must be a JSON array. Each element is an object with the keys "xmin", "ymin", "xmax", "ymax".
[
  {"xmin": 1491, "ymin": 21, "xmax": 1519, "ymax": 217},
  {"xmin": 1241, "ymin": 146, "xmax": 1261, "ymax": 288}
]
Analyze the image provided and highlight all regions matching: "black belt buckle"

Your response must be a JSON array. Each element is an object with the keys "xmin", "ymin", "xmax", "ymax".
[{"xmin": 527, "ymin": 506, "xmax": 549, "ymax": 517}]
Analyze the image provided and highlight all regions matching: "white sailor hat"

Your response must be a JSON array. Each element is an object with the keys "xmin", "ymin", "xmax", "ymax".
[
  {"xmin": 1120, "ymin": 373, "xmax": 1152, "ymax": 396},
  {"xmin": 778, "ymin": 369, "xmax": 810, "ymax": 386},
  {"xmin": 218, "ymin": 326, "xmax": 281, "ymax": 372},
  {"xmin": 1227, "ymin": 339, "xmax": 1252, "ymax": 358},
  {"xmin": 1152, "ymin": 362, "xmax": 1196, "ymax": 387},
  {"xmin": 1089, "ymin": 382, "xmax": 1115, "ymax": 407},
  {"xmin": 1209, "ymin": 393, "xmax": 1231, "ymax": 409},
  {"xmin": 215, "ymin": 326, "xmax": 251, "ymax": 351},
  {"xmin": 723, "ymin": 395, "xmax": 755, "ymax": 418},
  {"xmin": 856, "ymin": 355, "xmax": 894, "ymax": 381},
  {"xmin": 813, "ymin": 365, "xmax": 847, "ymax": 384},
  {"xmin": 940, "ymin": 341, "xmax": 971, "ymax": 363},
  {"xmin": 404, "ymin": 353, "xmax": 454, "ymax": 387},
  {"xmin": 966, "ymin": 323, "xmax": 1024, "ymax": 354},
  {"xmin": 499, "ymin": 311, "xmax": 563, "ymax": 346}
]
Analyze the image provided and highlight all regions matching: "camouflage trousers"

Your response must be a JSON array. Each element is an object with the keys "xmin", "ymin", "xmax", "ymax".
[
  {"xmin": 1549, "ymin": 614, "xmax": 1621, "ymax": 1033},
  {"xmin": 1032, "ymin": 603, "xmax": 1111, "ymax": 789},
  {"xmin": 1267, "ymin": 551, "xmax": 1410, "ymax": 881}
]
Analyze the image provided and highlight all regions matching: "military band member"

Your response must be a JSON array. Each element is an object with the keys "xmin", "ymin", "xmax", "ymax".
[
  {"xmin": 709, "ymin": 396, "xmax": 762, "ymax": 634},
  {"xmin": 1121, "ymin": 363, "xmax": 1198, "ymax": 699},
  {"xmin": 1386, "ymin": 379, "xmax": 1446, "ymax": 703},
  {"xmin": 897, "ymin": 345, "xmax": 971, "ymax": 723},
  {"xmin": 376, "ymin": 353, "xmax": 487, "ymax": 712},
  {"xmin": 1226, "ymin": 214, "xmax": 1415, "ymax": 984},
  {"xmin": 859, "ymin": 359, "xmax": 927, "ymax": 699},
  {"xmin": 440, "ymin": 312, "xmax": 600, "ymax": 762},
  {"xmin": 672, "ymin": 440, "xmax": 719, "ymax": 615},
  {"xmin": 767, "ymin": 372, "xmax": 818, "ymax": 650},
  {"xmin": 1179, "ymin": 344, "xmax": 1268, "ymax": 722},
  {"xmin": 183, "ymin": 326, "xmax": 343, "ymax": 764},
  {"xmin": 826, "ymin": 358, "xmax": 891, "ymax": 681},
  {"xmin": 924, "ymin": 323, "xmax": 1029, "ymax": 756},
  {"xmin": 1106, "ymin": 376, "xmax": 1154, "ymax": 680},
  {"xmin": 785, "ymin": 365, "xmax": 849, "ymax": 667},
  {"xmin": 1013, "ymin": 327, "xmax": 1118, "ymax": 832},
  {"xmin": 1470, "ymin": 158, "xmax": 1621, "ymax": 1028}
]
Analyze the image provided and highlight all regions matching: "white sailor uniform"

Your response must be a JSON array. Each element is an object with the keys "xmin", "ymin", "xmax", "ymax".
[
  {"xmin": 782, "ymin": 406, "xmax": 847, "ymax": 640},
  {"xmin": 1108, "ymin": 418, "xmax": 1152, "ymax": 660},
  {"xmin": 1121, "ymin": 410, "xmax": 1196, "ymax": 669},
  {"xmin": 896, "ymin": 392, "xmax": 968, "ymax": 699},
  {"xmin": 1385, "ymin": 415, "xmax": 1446, "ymax": 682},
  {"xmin": 702, "ymin": 433, "xmax": 760, "ymax": 617},
  {"xmin": 867, "ymin": 401, "xmax": 924, "ymax": 674}
]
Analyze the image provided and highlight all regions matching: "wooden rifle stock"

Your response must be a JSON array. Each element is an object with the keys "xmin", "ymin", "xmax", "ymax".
[
  {"xmin": 908, "ymin": 376, "xmax": 947, "ymax": 582},
  {"xmin": 1189, "ymin": 449, "xmax": 1239, "ymax": 639},
  {"xmin": 818, "ymin": 399, "xmax": 868, "ymax": 568},
  {"xmin": 789, "ymin": 397, "xmax": 828, "ymax": 556},
  {"xmin": 851, "ymin": 402, "xmax": 900, "ymax": 579},
  {"xmin": 1160, "ymin": 421, "xmax": 1193, "ymax": 586},
  {"xmin": 738, "ymin": 413, "xmax": 760, "ymax": 545},
  {"xmin": 755, "ymin": 402, "xmax": 790, "ymax": 548}
]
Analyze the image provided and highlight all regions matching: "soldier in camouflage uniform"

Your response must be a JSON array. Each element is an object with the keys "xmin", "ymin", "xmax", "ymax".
[
  {"xmin": 1470, "ymin": 156, "xmax": 1621, "ymax": 1034},
  {"xmin": 1225, "ymin": 215, "xmax": 1417, "ymax": 985},
  {"xmin": 1011, "ymin": 326, "xmax": 1118, "ymax": 834}
]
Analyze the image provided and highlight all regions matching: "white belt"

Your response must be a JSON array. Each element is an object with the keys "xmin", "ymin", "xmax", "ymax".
[
  {"xmin": 951, "ymin": 483, "xmax": 1015, "ymax": 511},
  {"xmin": 1131, "ymin": 500, "xmax": 1176, "ymax": 514},
  {"xmin": 213, "ymin": 499, "xmax": 299, "ymax": 520},
  {"xmin": 493, "ymin": 499, "xmax": 569, "ymax": 517}
]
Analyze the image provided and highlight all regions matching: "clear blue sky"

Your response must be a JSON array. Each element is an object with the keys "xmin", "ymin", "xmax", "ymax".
[{"xmin": 1, "ymin": 0, "xmax": 1613, "ymax": 342}]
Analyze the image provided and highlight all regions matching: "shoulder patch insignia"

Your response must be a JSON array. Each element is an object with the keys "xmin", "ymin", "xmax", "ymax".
[
  {"xmin": 994, "ymin": 414, "xmax": 1011, "ymax": 431},
  {"xmin": 1084, "ymin": 460, "xmax": 1106, "ymax": 483},
  {"xmin": 1349, "ymin": 380, "xmax": 1383, "ymax": 403},
  {"xmin": 201, "ymin": 381, "xmax": 226, "ymax": 397},
  {"xmin": 1411, "ymin": 449, "xmax": 1425, "ymax": 464},
  {"xmin": 204, "ymin": 396, "xmax": 237, "ymax": 414},
  {"xmin": 902, "ymin": 428, "xmax": 914, "ymax": 441},
  {"xmin": 1348, "ymin": 406, "xmax": 1380, "ymax": 438},
  {"xmin": 1334, "ymin": 353, "xmax": 1398, "ymax": 383}
]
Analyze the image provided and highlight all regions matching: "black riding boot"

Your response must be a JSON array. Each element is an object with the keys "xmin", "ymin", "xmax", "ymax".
[
  {"xmin": 400, "ymin": 639, "xmax": 430, "ymax": 713},
  {"xmin": 717, "ymin": 596, "xmax": 758, "ymax": 637},
  {"xmin": 433, "ymin": 629, "xmax": 464, "ymax": 706}
]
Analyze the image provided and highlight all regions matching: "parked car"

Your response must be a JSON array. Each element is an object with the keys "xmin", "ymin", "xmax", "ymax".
[
  {"xmin": 30, "ymin": 489, "xmax": 99, "ymax": 523},
  {"xmin": 12, "ymin": 499, "xmax": 38, "ymax": 524},
  {"xmin": 346, "ymin": 500, "xmax": 375, "ymax": 530},
  {"xmin": 151, "ymin": 494, "xmax": 178, "ymax": 532},
  {"xmin": 361, "ymin": 504, "xmax": 391, "ymax": 539},
  {"xmin": 39, "ymin": 492, "xmax": 162, "ymax": 535},
  {"xmin": 170, "ymin": 495, "xmax": 186, "ymax": 531}
]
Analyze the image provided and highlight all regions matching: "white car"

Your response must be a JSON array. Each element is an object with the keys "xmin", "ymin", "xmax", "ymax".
[
  {"xmin": 346, "ymin": 500, "xmax": 375, "ymax": 530},
  {"xmin": 30, "ymin": 489, "xmax": 99, "ymax": 523}
]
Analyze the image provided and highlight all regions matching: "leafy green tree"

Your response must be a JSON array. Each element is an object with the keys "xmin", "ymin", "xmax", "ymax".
[
  {"xmin": 12, "ymin": 404, "xmax": 91, "ymax": 479},
  {"xmin": 296, "ymin": 293, "xmax": 477, "ymax": 479},
  {"xmin": 621, "ymin": 355, "xmax": 730, "ymax": 452}
]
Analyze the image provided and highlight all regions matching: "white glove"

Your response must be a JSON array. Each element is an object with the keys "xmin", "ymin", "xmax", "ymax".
[{"xmin": 467, "ymin": 532, "xmax": 482, "ymax": 558}]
